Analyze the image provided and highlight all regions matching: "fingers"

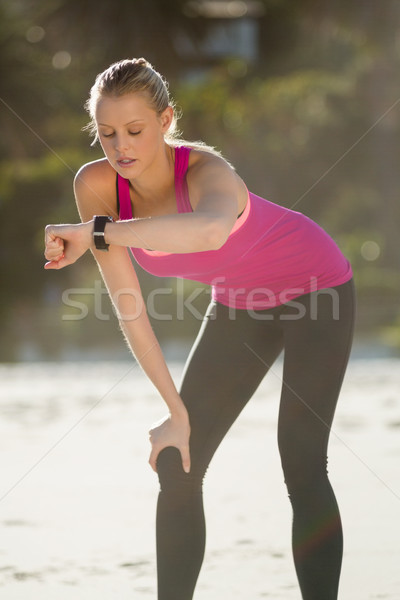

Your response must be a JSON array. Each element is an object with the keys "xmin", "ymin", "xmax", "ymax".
[
  {"xmin": 44, "ymin": 235, "xmax": 64, "ymax": 262},
  {"xmin": 44, "ymin": 222, "xmax": 91, "ymax": 270},
  {"xmin": 44, "ymin": 242, "xmax": 66, "ymax": 269},
  {"xmin": 44, "ymin": 227, "xmax": 70, "ymax": 269},
  {"xmin": 148, "ymin": 413, "xmax": 191, "ymax": 474},
  {"xmin": 44, "ymin": 224, "xmax": 71, "ymax": 265},
  {"xmin": 148, "ymin": 446, "xmax": 158, "ymax": 473},
  {"xmin": 180, "ymin": 444, "xmax": 191, "ymax": 474},
  {"xmin": 44, "ymin": 257, "xmax": 67, "ymax": 270},
  {"xmin": 44, "ymin": 224, "xmax": 57, "ymax": 243},
  {"xmin": 148, "ymin": 443, "xmax": 191, "ymax": 474},
  {"xmin": 45, "ymin": 225, "xmax": 64, "ymax": 248},
  {"xmin": 45, "ymin": 236, "xmax": 63, "ymax": 251}
]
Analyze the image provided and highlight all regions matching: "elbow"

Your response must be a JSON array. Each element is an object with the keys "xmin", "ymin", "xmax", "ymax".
[{"xmin": 203, "ymin": 218, "xmax": 231, "ymax": 250}]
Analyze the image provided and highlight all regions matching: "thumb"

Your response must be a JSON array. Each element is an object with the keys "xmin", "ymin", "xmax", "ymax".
[
  {"xmin": 44, "ymin": 255, "xmax": 69, "ymax": 270},
  {"xmin": 180, "ymin": 444, "xmax": 191, "ymax": 474}
]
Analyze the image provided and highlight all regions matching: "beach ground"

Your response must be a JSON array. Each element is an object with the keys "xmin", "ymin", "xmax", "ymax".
[{"xmin": 0, "ymin": 357, "xmax": 399, "ymax": 599}]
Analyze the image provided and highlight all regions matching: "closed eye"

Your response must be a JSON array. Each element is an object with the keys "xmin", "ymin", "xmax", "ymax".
[{"xmin": 100, "ymin": 131, "xmax": 141, "ymax": 138}]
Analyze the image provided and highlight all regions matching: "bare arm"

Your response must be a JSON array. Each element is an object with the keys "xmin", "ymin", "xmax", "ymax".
[
  {"xmin": 43, "ymin": 153, "xmax": 243, "ymax": 470},
  {"xmin": 44, "ymin": 153, "xmax": 242, "ymax": 266},
  {"xmin": 45, "ymin": 159, "xmax": 191, "ymax": 472},
  {"xmin": 90, "ymin": 246, "xmax": 191, "ymax": 472},
  {"xmin": 105, "ymin": 154, "xmax": 240, "ymax": 252}
]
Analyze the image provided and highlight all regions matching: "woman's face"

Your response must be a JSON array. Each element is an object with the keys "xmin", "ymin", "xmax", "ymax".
[{"xmin": 95, "ymin": 93, "xmax": 172, "ymax": 178}]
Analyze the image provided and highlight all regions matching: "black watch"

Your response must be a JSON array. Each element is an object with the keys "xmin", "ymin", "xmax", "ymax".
[{"xmin": 93, "ymin": 215, "xmax": 113, "ymax": 251}]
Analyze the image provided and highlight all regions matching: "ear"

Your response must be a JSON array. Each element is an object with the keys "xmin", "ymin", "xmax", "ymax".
[{"xmin": 160, "ymin": 106, "xmax": 174, "ymax": 133}]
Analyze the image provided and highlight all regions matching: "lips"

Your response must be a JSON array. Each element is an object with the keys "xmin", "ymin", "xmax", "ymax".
[{"xmin": 117, "ymin": 158, "xmax": 136, "ymax": 167}]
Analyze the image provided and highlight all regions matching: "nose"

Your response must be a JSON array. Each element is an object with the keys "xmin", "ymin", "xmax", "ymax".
[{"xmin": 114, "ymin": 134, "xmax": 130, "ymax": 153}]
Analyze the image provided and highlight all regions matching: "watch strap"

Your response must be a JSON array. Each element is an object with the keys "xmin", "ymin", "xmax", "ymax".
[{"xmin": 93, "ymin": 215, "xmax": 113, "ymax": 251}]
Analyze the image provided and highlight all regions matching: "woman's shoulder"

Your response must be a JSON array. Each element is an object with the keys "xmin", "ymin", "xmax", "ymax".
[
  {"xmin": 185, "ymin": 145, "xmax": 232, "ymax": 170},
  {"xmin": 181, "ymin": 144, "xmax": 248, "ymax": 212},
  {"xmin": 185, "ymin": 145, "xmax": 245, "ymax": 186},
  {"xmin": 75, "ymin": 158, "xmax": 116, "ymax": 188},
  {"xmin": 184, "ymin": 146, "xmax": 238, "ymax": 189},
  {"xmin": 74, "ymin": 158, "xmax": 118, "ymax": 218}
]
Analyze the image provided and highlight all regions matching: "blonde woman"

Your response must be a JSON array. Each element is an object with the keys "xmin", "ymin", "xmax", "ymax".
[{"xmin": 44, "ymin": 58, "xmax": 355, "ymax": 600}]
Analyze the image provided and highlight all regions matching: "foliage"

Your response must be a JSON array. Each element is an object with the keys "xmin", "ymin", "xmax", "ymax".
[{"xmin": 1, "ymin": 0, "xmax": 399, "ymax": 359}]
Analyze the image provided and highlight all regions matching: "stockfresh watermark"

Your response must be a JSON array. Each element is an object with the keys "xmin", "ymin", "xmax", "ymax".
[{"xmin": 61, "ymin": 277, "xmax": 341, "ymax": 323}]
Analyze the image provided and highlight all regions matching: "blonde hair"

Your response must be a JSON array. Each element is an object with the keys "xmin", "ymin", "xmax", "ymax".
[{"xmin": 84, "ymin": 57, "xmax": 223, "ymax": 158}]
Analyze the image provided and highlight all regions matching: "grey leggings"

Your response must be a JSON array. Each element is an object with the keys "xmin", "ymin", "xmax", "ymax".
[{"xmin": 156, "ymin": 279, "xmax": 355, "ymax": 599}]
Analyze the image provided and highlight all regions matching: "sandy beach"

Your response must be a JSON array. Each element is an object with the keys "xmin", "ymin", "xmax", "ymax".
[{"xmin": 0, "ymin": 354, "xmax": 399, "ymax": 599}]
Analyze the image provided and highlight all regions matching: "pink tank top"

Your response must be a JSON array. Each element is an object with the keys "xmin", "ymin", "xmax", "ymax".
[{"xmin": 117, "ymin": 146, "xmax": 352, "ymax": 310}]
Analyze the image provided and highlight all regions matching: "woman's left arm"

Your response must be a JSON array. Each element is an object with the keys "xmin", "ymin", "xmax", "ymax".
[
  {"xmin": 104, "ymin": 155, "xmax": 240, "ymax": 253},
  {"xmin": 44, "ymin": 155, "xmax": 240, "ymax": 269}
]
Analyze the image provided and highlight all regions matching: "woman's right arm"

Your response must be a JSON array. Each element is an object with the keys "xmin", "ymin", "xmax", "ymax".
[{"xmin": 72, "ymin": 161, "xmax": 191, "ymax": 472}]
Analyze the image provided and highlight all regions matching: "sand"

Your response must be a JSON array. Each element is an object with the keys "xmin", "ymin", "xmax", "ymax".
[{"xmin": 0, "ymin": 355, "xmax": 399, "ymax": 599}]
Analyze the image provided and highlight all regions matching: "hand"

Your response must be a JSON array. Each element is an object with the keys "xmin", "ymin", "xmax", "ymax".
[
  {"xmin": 149, "ymin": 411, "xmax": 191, "ymax": 474},
  {"xmin": 44, "ymin": 221, "xmax": 93, "ymax": 269}
]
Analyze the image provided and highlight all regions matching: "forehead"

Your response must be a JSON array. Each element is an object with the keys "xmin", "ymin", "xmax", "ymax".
[{"xmin": 95, "ymin": 93, "xmax": 155, "ymax": 125}]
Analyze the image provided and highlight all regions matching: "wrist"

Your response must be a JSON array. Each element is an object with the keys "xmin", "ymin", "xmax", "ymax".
[
  {"xmin": 81, "ymin": 220, "xmax": 95, "ymax": 251},
  {"xmin": 169, "ymin": 403, "xmax": 189, "ymax": 422},
  {"xmin": 93, "ymin": 215, "xmax": 113, "ymax": 251}
]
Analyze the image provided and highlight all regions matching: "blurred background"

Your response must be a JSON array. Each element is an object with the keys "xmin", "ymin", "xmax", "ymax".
[{"xmin": 1, "ymin": 0, "xmax": 399, "ymax": 362}]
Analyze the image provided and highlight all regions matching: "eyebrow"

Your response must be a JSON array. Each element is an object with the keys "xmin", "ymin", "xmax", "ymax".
[{"xmin": 98, "ymin": 119, "xmax": 145, "ymax": 127}]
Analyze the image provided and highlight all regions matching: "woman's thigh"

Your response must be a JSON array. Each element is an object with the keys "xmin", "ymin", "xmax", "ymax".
[{"xmin": 179, "ymin": 301, "xmax": 284, "ymax": 477}]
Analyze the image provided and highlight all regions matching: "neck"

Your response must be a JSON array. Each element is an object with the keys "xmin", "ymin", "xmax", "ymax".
[{"xmin": 129, "ymin": 142, "xmax": 175, "ymax": 199}]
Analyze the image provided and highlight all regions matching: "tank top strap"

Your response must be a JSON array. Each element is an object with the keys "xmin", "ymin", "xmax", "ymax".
[
  {"xmin": 174, "ymin": 146, "xmax": 193, "ymax": 213},
  {"xmin": 117, "ymin": 174, "xmax": 133, "ymax": 220},
  {"xmin": 117, "ymin": 147, "xmax": 192, "ymax": 219}
]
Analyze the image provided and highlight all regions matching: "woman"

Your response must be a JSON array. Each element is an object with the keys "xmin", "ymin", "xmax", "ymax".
[{"xmin": 44, "ymin": 58, "xmax": 355, "ymax": 600}]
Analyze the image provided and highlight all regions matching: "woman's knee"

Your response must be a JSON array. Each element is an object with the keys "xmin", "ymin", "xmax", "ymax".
[
  {"xmin": 280, "ymin": 451, "xmax": 328, "ymax": 497},
  {"xmin": 157, "ymin": 446, "xmax": 202, "ymax": 495}
]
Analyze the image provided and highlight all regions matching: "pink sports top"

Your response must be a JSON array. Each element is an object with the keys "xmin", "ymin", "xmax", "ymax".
[{"xmin": 117, "ymin": 146, "xmax": 352, "ymax": 310}]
